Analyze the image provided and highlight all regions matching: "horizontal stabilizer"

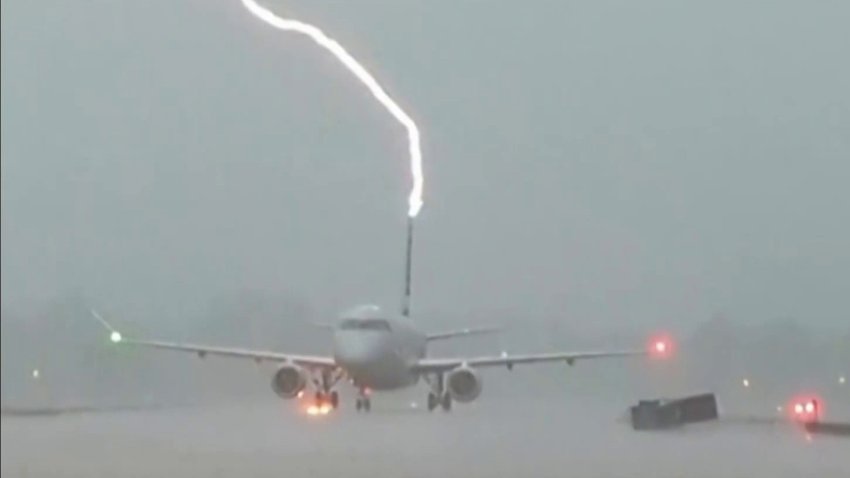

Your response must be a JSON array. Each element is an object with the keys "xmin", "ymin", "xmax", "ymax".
[{"xmin": 426, "ymin": 326, "xmax": 501, "ymax": 341}]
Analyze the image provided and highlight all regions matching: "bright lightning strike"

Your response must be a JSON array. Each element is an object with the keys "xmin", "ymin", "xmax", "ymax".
[{"xmin": 241, "ymin": 0, "xmax": 424, "ymax": 217}]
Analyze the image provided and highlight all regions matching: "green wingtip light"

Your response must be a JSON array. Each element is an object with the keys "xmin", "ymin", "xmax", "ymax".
[{"xmin": 110, "ymin": 331, "xmax": 123, "ymax": 343}]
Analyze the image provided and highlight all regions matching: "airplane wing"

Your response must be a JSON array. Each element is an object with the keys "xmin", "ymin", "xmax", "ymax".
[
  {"xmin": 92, "ymin": 310, "xmax": 335, "ymax": 369},
  {"xmin": 413, "ymin": 349, "xmax": 647, "ymax": 373},
  {"xmin": 426, "ymin": 326, "xmax": 500, "ymax": 341}
]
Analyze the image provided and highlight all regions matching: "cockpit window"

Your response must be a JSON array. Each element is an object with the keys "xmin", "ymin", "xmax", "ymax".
[{"xmin": 340, "ymin": 319, "xmax": 391, "ymax": 331}]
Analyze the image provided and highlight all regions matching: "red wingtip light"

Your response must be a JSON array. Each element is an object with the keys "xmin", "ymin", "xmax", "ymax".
[{"xmin": 648, "ymin": 333, "xmax": 675, "ymax": 359}]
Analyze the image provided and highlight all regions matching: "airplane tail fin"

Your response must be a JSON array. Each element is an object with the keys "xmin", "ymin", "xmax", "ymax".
[{"xmin": 401, "ymin": 216, "xmax": 414, "ymax": 318}]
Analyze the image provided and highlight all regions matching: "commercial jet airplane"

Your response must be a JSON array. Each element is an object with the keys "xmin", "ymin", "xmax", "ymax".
[
  {"xmin": 92, "ymin": 305, "xmax": 670, "ymax": 413},
  {"xmin": 92, "ymin": 220, "xmax": 671, "ymax": 413}
]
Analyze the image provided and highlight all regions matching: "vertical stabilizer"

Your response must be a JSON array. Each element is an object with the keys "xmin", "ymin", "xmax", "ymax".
[{"xmin": 402, "ymin": 216, "xmax": 414, "ymax": 317}]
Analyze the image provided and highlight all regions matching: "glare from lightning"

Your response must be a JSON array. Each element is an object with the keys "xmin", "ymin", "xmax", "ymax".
[{"xmin": 240, "ymin": 0, "xmax": 424, "ymax": 217}]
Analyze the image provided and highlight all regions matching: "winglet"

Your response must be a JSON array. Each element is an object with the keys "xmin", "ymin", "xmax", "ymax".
[{"xmin": 91, "ymin": 309, "xmax": 123, "ymax": 343}]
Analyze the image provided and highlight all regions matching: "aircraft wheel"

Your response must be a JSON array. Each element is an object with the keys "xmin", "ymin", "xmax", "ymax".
[
  {"xmin": 315, "ymin": 391, "xmax": 325, "ymax": 404},
  {"xmin": 355, "ymin": 397, "xmax": 363, "ymax": 412},
  {"xmin": 330, "ymin": 391, "xmax": 339, "ymax": 409},
  {"xmin": 427, "ymin": 392, "xmax": 439, "ymax": 412},
  {"xmin": 363, "ymin": 398, "xmax": 371, "ymax": 412},
  {"xmin": 441, "ymin": 393, "xmax": 452, "ymax": 412}
]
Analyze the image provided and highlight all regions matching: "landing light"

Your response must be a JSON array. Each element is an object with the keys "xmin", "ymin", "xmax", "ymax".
[
  {"xmin": 840, "ymin": 376, "xmax": 846, "ymax": 385},
  {"xmin": 305, "ymin": 403, "xmax": 332, "ymax": 416},
  {"xmin": 32, "ymin": 369, "xmax": 40, "ymax": 379},
  {"xmin": 742, "ymin": 378, "xmax": 750, "ymax": 388},
  {"xmin": 110, "ymin": 331, "xmax": 123, "ymax": 343}
]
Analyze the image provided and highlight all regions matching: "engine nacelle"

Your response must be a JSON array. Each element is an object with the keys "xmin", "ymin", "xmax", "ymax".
[
  {"xmin": 446, "ymin": 366, "xmax": 482, "ymax": 403},
  {"xmin": 271, "ymin": 364, "xmax": 308, "ymax": 399}
]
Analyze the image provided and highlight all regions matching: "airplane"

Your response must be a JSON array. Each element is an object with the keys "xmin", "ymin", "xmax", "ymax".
[
  {"xmin": 92, "ymin": 306, "xmax": 671, "ymax": 413},
  {"xmin": 92, "ymin": 218, "xmax": 672, "ymax": 413}
]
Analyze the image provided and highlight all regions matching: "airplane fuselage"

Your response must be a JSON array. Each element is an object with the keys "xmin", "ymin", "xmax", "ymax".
[{"xmin": 331, "ymin": 306, "xmax": 426, "ymax": 390}]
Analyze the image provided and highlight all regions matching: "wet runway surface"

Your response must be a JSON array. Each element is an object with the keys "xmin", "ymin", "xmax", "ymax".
[{"xmin": 3, "ymin": 391, "xmax": 848, "ymax": 478}]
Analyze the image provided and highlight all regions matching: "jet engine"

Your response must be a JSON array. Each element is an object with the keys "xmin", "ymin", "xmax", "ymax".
[
  {"xmin": 271, "ymin": 364, "xmax": 308, "ymax": 399},
  {"xmin": 446, "ymin": 366, "xmax": 482, "ymax": 402}
]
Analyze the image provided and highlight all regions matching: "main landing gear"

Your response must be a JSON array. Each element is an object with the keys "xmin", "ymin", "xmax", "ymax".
[
  {"xmin": 424, "ymin": 373, "xmax": 452, "ymax": 412},
  {"xmin": 314, "ymin": 390, "xmax": 339, "ymax": 409},
  {"xmin": 355, "ymin": 387, "xmax": 371, "ymax": 413},
  {"xmin": 311, "ymin": 369, "xmax": 342, "ymax": 410}
]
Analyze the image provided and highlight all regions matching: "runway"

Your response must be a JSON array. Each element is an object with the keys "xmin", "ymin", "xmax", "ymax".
[{"xmin": 3, "ymin": 390, "xmax": 847, "ymax": 478}]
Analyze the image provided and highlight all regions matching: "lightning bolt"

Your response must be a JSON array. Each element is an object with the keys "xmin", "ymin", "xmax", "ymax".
[{"xmin": 240, "ymin": 0, "xmax": 424, "ymax": 217}]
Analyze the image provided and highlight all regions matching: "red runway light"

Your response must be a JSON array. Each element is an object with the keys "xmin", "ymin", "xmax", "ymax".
[{"xmin": 787, "ymin": 394, "xmax": 822, "ymax": 423}]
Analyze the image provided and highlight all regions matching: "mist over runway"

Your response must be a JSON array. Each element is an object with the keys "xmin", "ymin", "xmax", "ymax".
[
  {"xmin": 3, "ymin": 0, "xmax": 850, "ymax": 476},
  {"xmin": 3, "ymin": 388, "xmax": 849, "ymax": 478}
]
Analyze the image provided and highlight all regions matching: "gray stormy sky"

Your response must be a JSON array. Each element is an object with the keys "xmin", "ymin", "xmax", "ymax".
[{"xmin": 2, "ymin": 0, "xmax": 848, "ymax": 331}]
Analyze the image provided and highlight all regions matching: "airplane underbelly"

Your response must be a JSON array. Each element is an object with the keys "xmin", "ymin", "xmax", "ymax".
[{"xmin": 346, "ymin": 355, "xmax": 416, "ymax": 390}]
